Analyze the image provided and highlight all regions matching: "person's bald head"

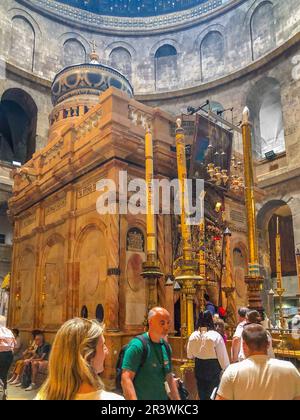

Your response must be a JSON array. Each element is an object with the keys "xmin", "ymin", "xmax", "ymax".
[{"xmin": 148, "ymin": 307, "xmax": 171, "ymax": 341}]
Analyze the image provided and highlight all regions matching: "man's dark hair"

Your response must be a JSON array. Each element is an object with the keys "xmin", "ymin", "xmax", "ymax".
[
  {"xmin": 242, "ymin": 324, "xmax": 268, "ymax": 351},
  {"xmin": 246, "ymin": 310, "xmax": 261, "ymax": 324},
  {"xmin": 32, "ymin": 329, "xmax": 43, "ymax": 338},
  {"xmin": 12, "ymin": 328, "xmax": 19, "ymax": 336},
  {"xmin": 238, "ymin": 307, "xmax": 249, "ymax": 318},
  {"xmin": 204, "ymin": 294, "xmax": 210, "ymax": 302},
  {"xmin": 197, "ymin": 310, "xmax": 215, "ymax": 330}
]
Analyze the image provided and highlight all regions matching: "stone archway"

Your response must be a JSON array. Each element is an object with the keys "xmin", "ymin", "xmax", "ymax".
[
  {"xmin": 0, "ymin": 89, "xmax": 37, "ymax": 164},
  {"xmin": 257, "ymin": 199, "xmax": 298, "ymax": 321},
  {"xmin": 74, "ymin": 224, "xmax": 107, "ymax": 322},
  {"xmin": 125, "ymin": 253, "xmax": 146, "ymax": 327}
]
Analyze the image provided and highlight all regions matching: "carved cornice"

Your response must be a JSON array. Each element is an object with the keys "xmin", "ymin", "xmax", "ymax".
[{"xmin": 17, "ymin": 0, "xmax": 237, "ymax": 35}]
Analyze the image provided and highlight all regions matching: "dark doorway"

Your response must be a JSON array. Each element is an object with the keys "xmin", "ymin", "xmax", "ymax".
[
  {"xmin": 80, "ymin": 305, "xmax": 88, "ymax": 319},
  {"xmin": 0, "ymin": 89, "xmax": 37, "ymax": 164}
]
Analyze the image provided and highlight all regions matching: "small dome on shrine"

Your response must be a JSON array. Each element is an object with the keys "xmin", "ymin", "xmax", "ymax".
[{"xmin": 51, "ymin": 48, "xmax": 134, "ymax": 106}]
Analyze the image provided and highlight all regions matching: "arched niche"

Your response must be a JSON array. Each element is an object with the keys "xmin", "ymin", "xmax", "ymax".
[
  {"xmin": 80, "ymin": 305, "xmax": 88, "ymax": 319},
  {"xmin": 251, "ymin": 2, "xmax": 276, "ymax": 60},
  {"xmin": 155, "ymin": 44, "xmax": 177, "ymax": 91},
  {"xmin": 63, "ymin": 38, "xmax": 86, "ymax": 67},
  {"xmin": 95, "ymin": 304, "xmax": 104, "ymax": 323},
  {"xmin": 10, "ymin": 16, "xmax": 35, "ymax": 71},
  {"xmin": 75, "ymin": 226, "xmax": 107, "ymax": 321},
  {"xmin": 200, "ymin": 31, "xmax": 225, "ymax": 82},
  {"xmin": 0, "ymin": 89, "xmax": 37, "ymax": 164},
  {"xmin": 268, "ymin": 206, "xmax": 297, "ymax": 278},
  {"xmin": 246, "ymin": 77, "xmax": 285, "ymax": 159},
  {"xmin": 41, "ymin": 236, "xmax": 66, "ymax": 329},
  {"xmin": 109, "ymin": 47, "xmax": 132, "ymax": 80},
  {"xmin": 125, "ymin": 253, "xmax": 146, "ymax": 326},
  {"xmin": 15, "ymin": 248, "xmax": 36, "ymax": 328}
]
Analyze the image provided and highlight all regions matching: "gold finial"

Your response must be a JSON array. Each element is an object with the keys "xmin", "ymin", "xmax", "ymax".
[
  {"xmin": 146, "ymin": 122, "xmax": 152, "ymax": 134},
  {"xmin": 242, "ymin": 107, "xmax": 250, "ymax": 125},
  {"xmin": 89, "ymin": 40, "xmax": 99, "ymax": 63},
  {"xmin": 176, "ymin": 118, "xmax": 182, "ymax": 129}
]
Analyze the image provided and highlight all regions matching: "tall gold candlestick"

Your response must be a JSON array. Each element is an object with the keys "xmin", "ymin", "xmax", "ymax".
[
  {"xmin": 276, "ymin": 217, "xmax": 282, "ymax": 290},
  {"xmin": 198, "ymin": 216, "xmax": 206, "ymax": 313},
  {"xmin": 145, "ymin": 127, "xmax": 156, "ymax": 256},
  {"xmin": 275, "ymin": 217, "xmax": 285, "ymax": 329},
  {"xmin": 241, "ymin": 107, "xmax": 263, "ymax": 311},
  {"xmin": 175, "ymin": 118, "xmax": 200, "ymax": 338},
  {"xmin": 142, "ymin": 125, "xmax": 163, "ymax": 316}
]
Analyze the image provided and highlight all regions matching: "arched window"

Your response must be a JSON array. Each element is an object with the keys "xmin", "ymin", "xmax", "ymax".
[
  {"xmin": 95, "ymin": 304, "xmax": 104, "ymax": 323},
  {"xmin": 155, "ymin": 44, "xmax": 177, "ymax": 90},
  {"xmin": 109, "ymin": 47, "xmax": 132, "ymax": 80},
  {"xmin": 63, "ymin": 39, "xmax": 86, "ymax": 67},
  {"xmin": 11, "ymin": 16, "xmax": 35, "ymax": 71},
  {"xmin": 0, "ymin": 89, "xmax": 37, "ymax": 164},
  {"xmin": 81, "ymin": 305, "xmax": 88, "ymax": 319},
  {"xmin": 246, "ymin": 78, "xmax": 285, "ymax": 159},
  {"xmin": 201, "ymin": 31, "xmax": 225, "ymax": 81},
  {"xmin": 251, "ymin": 2, "xmax": 276, "ymax": 60}
]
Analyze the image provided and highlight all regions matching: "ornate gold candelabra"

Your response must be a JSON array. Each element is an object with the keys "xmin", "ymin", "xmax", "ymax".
[
  {"xmin": 221, "ymin": 227, "xmax": 236, "ymax": 335},
  {"xmin": 229, "ymin": 155, "xmax": 244, "ymax": 192},
  {"xmin": 241, "ymin": 107, "xmax": 264, "ymax": 311},
  {"xmin": 197, "ymin": 200, "xmax": 207, "ymax": 313},
  {"xmin": 141, "ymin": 126, "xmax": 163, "ymax": 320},
  {"xmin": 207, "ymin": 163, "xmax": 229, "ymax": 187},
  {"xmin": 175, "ymin": 118, "xmax": 201, "ymax": 375}
]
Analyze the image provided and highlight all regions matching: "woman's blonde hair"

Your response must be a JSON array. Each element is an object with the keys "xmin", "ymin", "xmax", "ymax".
[{"xmin": 38, "ymin": 318, "xmax": 105, "ymax": 400}]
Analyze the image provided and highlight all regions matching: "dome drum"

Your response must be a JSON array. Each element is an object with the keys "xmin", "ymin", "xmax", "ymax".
[{"xmin": 51, "ymin": 63, "xmax": 134, "ymax": 106}]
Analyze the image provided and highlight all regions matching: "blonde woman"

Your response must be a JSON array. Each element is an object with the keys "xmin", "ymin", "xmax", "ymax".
[{"xmin": 36, "ymin": 318, "xmax": 123, "ymax": 400}]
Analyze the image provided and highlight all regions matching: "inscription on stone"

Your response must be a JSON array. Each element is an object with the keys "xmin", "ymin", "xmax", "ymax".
[
  {"xmin": 230, "ymin": 210, "xmax": 246, "ymax": 224},
  {"xmin": 127, "ymin": 228, "xmax": 145, "ymax": 252},
  {"xmin": 45, "ymin": 197, "xmax": 66, "ymax": 216},
  {"xmin": 22, "ymin": 214, "xmax": 36, "ymax": 228},
  {"xmin": 77, "ymin": 182, "xmax": 97, "ymax": 199}
]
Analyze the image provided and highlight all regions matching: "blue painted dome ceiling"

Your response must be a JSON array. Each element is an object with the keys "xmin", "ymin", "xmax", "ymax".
[{"xmin": 57, "ymin": 0, "xmax": 214, "ymax": 17}]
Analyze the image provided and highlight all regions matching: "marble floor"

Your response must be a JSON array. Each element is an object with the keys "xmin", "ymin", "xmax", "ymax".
[{"xmin": 6, "ymin": 384, "xmax": 38, "ymax": 400}]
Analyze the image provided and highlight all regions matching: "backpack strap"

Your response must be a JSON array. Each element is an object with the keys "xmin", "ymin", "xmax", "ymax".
[
  {"xmin": 135, "ymin": 334, "xmax": 149, "ymax": 369},
  {"xmin": 161, "ymin": 340, "xmax": 172, "ymax": 367}
]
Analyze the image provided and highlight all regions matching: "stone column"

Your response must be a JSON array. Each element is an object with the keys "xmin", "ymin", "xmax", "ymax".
[
  {"xmin": 290, "ymin": 196, "xmax": 300, "ymax": 250},
  {"xmin": 105, "ymin": 212, "xmax": 120, "ymax": 331},
  {"xmin": 34, "ymin": 206, "xmax": 44, "ymax": 329},
  {"xmin": 7, "ymin": 220, "xmax": 20, "ymax": 328},
  {"xmin": 66, "ymin": 187, "xmax": 77, "ymax": 319}
]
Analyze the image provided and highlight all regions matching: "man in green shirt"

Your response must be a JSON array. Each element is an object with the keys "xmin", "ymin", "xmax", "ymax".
[{"xmin": 121, "ymin": 307, "xmax": 180, "ymax": 400}]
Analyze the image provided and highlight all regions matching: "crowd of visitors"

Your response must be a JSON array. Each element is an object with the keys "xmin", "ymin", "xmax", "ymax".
[{"xmin": 1, "ymin": 304, "xmax": 300, "ymax": 400}]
